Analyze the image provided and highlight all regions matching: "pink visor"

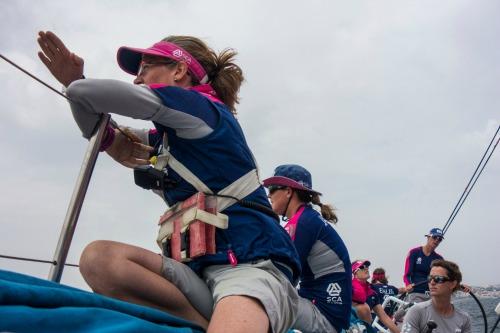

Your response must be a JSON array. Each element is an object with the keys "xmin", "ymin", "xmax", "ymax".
[
  {"xmin": 351, "ymin": 260, "xmax": 371, "ymax": 273},
  {"xmin": 117, "ymin": 41, "xmax": 209, "ymax": 84}
]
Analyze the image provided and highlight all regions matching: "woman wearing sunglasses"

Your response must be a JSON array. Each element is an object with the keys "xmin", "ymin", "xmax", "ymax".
[
  {"xmin": 37, "ymin": 31, "xmax": 301, "ymax": 333},
  {"xmin": 402, "ymin": 259, "xmax": 471, "ymax": 333},
  {"xmin": 403, "ymin": 228, "xmax": 444, "ymax": 304},
  {"xmin": 263, "ymin": 164, "xmax": 352, "ymax": 333},
  {"xmin": 352, "ymin": 260, "xmax": 401, "ymax": 333}
]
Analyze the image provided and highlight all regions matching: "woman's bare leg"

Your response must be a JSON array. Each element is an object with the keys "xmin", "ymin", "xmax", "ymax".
[
  {"xmin": 79, "ymin": 240, "xmax": 209, "ymax": 328},
  {"xmin": 207, "ymin": 295, "xmax": 270, "ymax": 333}
]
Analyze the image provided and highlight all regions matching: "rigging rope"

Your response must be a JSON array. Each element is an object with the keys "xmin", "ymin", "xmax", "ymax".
[
  {"xmin": 0, "ymin": 52, "xmax": 134, "ymax": 141},
  {"xmin": 442, "ymin": 124, "xmax": 500, "ymax": 235},
  {"xmin": 0, "ymin": 53, "xmax": 70, "ymax": 101},
  {"xmin": 0, "ymin": 254, "xmax": 78, "ymax": 267}
]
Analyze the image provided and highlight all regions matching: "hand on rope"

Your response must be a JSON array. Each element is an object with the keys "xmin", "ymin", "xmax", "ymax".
[
  {"xmin": 403, "ymin": 284, "xmax": 414, "ymax": 293},
  {"xmin": 106, "ymin": 127, "xmax": 154, "ymax": 168},
  {"xmin": 37, "ymin": 31, "xmax": 84, "ymax": 87},
  {"xmin": 460, "ymin": 284, "xmax": 472, "ymax": 293}
]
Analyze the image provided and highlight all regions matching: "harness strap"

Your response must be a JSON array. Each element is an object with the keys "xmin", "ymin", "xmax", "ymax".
[
  {"xmin": 217, "ymin": 168, "xmax": 260, "ymax": 211},
  {"xmin": 156, "ymin": 133, "xmax": 261, "ymax": 211},
  {"xmin": 168, "ymin": 155, "xmax": 213, "ymax": 194},
  {"xmin": 156, "ymin": 203, "xmax": 228, "ymax": 249}
]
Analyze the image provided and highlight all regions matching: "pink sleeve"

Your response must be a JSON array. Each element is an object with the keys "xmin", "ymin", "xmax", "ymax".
[{"xmin": 352, "ymin": 279, "xmax": 367, "ymax": 304}]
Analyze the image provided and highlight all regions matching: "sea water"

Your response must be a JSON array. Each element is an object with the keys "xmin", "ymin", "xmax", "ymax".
[{"xmin": 454, "ymin": 296, "xmax": 500, "ymax": 333}]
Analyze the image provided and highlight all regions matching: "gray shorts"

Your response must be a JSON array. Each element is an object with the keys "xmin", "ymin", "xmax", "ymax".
[
  {"xmin": 161, "ymin": 257, "xmax": 299, "ymax": 333},
  {"xmin": 406, "ymin": 292, "xmax": 430, "ymax": 303},
  {"xmin": 161, "ymin": 256, "xmax": 214, "ymax": 320},
  {"xmin": 293, "ymin": 297, "xmax": 337, "ymax": 333}
]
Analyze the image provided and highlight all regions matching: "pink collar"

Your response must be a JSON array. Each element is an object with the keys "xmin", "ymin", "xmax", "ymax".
[
  {"xmin": 283, "ymin": 205, "xmax": 306, "ymax": 240},
  {"xmin": 148, "ymin": 83, "xmax": 222, "ymax": 104}
]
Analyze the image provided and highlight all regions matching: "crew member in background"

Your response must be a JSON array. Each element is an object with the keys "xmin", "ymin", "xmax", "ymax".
[
  {"xmin": 402, "ymin": 259, "xmax": 471, "ymax": 333},
  {"xmin": 352, "ymin": 260, "xmax": 401, "ymax": 333},
  {"xmin": 264, "ymin": 164, "xmax": 352, "ymax": 333},
  {"xmin": 403, "ymin": 228, "xmax": 444, "ymax": 303},
  {"xmin": 371, "ymin": 267, "xmax": 408, "ymax": 316}
]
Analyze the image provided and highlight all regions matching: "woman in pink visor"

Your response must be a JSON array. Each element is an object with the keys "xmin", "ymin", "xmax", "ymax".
[
  {"xmin": 352, "ymin": 260, "xmax": 401, "ymax": 333},
  {"xmin": 37, "ymin": 31, "xmax": 300, "ymax": 333}
]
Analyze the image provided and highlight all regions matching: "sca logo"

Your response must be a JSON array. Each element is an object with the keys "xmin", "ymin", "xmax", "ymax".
[{"xmin": 326, "ymin": 283, "xmax": 343, "ymax": 304}]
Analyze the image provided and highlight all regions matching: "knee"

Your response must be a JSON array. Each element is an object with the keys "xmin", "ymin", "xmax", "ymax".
[{"xmin": 79, "ymin": 240, "xmax": 120, "ymax": 282}]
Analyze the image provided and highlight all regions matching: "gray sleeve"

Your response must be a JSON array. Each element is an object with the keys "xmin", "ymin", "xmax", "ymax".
[
  {"xmin": 401, "ymin": 306, "xmax": 423, "ymax": 333},
  {"xmin": 462, "ymin": 314, "xmax": 472, "ymax": 333},
  {"xmin": 65, "ymin": 78, "xmax": 213, "ymax": 139},
  {"xmin": 127, "ymin": 128, "xmax": 151, "ymax": 145}
]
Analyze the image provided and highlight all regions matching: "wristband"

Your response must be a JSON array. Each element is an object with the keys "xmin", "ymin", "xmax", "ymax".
[{"xmin": 99, "ymin": 125, "xmax": 115, "ymax": 152}]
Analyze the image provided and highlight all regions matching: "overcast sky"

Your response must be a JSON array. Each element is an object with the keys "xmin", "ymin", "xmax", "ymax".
[{"xmin": 0, "ymin": 1, "xmax": 498, "ymax": 290}]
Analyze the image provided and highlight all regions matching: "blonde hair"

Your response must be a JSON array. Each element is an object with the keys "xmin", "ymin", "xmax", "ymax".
[{"xmin": 162, "ymin": 36, "xmax": 244, "ymax": 113}]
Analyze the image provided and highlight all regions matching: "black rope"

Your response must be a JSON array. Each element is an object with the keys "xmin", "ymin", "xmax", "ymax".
[
  {"xmin": 442, "ymin": 124, "xmax": 500, "ymax": 235},
  {"xmin": 444, "ymin": 133, "xmax": 500, "ymax": 234},
  {"xmin": 0, "ymin": 52, "xmax": 134, "ymax": 142},
  {"xmin": 204, "ymin": 192, "xmax": 280, "ymax": 222},
  {"xmin": 171, "ymin": 187, "xmax": 280, "ymax": 222},
  {"xmin": 0, "ymin": 254, "xmax": 79, "ymax": 267},
  {"xmin": 490, "ymin": 316, "xmax": 500, "ymax": 333},
  {"xmin": 0, "ymin": 53, "xmax": 71, "ymax": 101},
  {"xmin": 468, "ymin": 289, "xmax": 488, "ymax": 333}
]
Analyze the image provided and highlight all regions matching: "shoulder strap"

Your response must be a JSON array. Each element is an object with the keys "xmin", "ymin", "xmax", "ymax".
[{"xmin": 155, "ymin": 133, "xmax": 261, "ymax": 211}]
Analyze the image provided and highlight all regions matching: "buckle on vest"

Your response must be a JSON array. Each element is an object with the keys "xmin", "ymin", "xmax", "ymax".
[{"xmin": 157, "ymin": 192, "xmax": 228, "ymax": 262}]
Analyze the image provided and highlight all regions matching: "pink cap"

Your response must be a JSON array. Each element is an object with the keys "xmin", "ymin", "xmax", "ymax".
[
  {"xmin": 117, "ymin": 41, "xmax": 208, "ymax": 84},
  {"xmin": 351, "ymin": 260, "xmax": 371, "ymax": 273}
]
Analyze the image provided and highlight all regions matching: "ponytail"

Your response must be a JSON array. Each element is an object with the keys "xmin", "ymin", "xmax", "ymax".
[
  {"xmin": 162, "ymin": 36, "xmax": 244, "ymax": 113},
  {"xmin": 296, "ymin": 190, "xmax": 338, "ymax": 224},
  {"xmin": 209, "ymin": 49, "xmax": 244, "ymax": 113},
  {"xmin": 312, "ymin": 194, "xmax": 338, "ymax": 224}
]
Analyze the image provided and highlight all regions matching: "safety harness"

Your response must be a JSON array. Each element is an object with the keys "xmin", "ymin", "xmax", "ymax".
[{"xmin": 154, "ymin": 134, "xmax": 262, "ymax": 262}]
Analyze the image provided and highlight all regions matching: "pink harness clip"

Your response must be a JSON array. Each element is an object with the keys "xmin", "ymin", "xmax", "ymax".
[{"xmin": 227, "ymin": 249, "xmax": 238, "ymax": 267}]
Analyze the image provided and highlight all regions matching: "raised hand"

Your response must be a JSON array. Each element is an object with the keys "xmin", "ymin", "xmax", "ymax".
[{"xmin": 37, "ymin": 31, "xmax": 84, "ymax": 87}]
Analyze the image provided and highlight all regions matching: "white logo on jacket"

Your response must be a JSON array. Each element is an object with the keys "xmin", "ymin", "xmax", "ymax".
[{"xmin": 326, "ymin": 283, "xmax": 343, "ymax": 304}]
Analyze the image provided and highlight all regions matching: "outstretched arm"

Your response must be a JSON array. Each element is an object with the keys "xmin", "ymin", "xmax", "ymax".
[{"xmin": 37, "ymin": 31, "xmax": 84, "ymax": 87}]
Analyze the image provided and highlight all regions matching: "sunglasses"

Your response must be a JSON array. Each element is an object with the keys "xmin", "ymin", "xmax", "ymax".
[
  {"xmin": 267, "ymin": 185, "xmax": 287, "ymax": 195},
  {"xmin": 354, "ymin": 265, "xmax": 370, "ymax": 273},
  {"xmin": 431, "ymin": 235, "xmax": 444, "ymax": 242},
  {"xmin": 427, "ymin": 275, "xmax": 451, "ymax": 284},
  {"xmin": 137, "ymin": 60, "xmax": 177, "ymax": 76}
]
